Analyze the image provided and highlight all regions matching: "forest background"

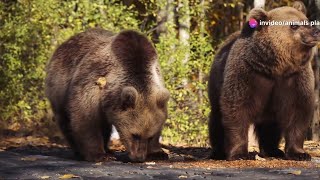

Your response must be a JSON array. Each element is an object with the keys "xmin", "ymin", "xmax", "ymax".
[{"xmin": 1, "ymin": 0, "xmax": 319, "ymax": 146}]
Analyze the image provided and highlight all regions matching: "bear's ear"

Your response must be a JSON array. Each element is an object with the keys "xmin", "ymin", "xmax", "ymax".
[
  {"xmin": 121, "ymin": 86, "xmax": 138, "ymax": 109},
  {"xmin": 241, "ymin": 8, "xmax": 268, "ymax": 36},
  {"xmin": 247, "ymin": 8, "xmax": 268, "ymax": 24},
  {"xmin": 292, "ymin": 1, "xmax": 307, "ymax": 15}
]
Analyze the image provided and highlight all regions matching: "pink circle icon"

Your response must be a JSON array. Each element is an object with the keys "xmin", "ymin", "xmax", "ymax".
[{"xmin": 249, "ymin": 18, "xmax": 258, "ymax": 28}]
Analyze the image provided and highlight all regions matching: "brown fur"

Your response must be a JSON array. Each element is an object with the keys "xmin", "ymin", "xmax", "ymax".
[
  {"xmin": 45, "ymin": 28, "xmax": 170, "ymax": 162},
  {"xmin": 208, "ymin": 2, "xmax": 320, "ymax": 161}
]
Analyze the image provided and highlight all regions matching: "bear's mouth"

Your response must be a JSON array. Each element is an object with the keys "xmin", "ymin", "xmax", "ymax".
[{"xmin": 301, "ymin": 40, "xmax": 318, "ymax": 47}]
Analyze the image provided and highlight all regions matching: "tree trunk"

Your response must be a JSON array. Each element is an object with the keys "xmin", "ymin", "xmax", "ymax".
[
  {"xmin": 254, "ymin": 0, "xmax": 266, "ymax": 8},
  {"xmin": 198, "ymin": 0, "xmax": 205, "ymax": 105},
  {"xmin": 178, "ymin": 0, "xmax": 190, "ymax": 64},
  {"xmin": 177, "ymin": 0, "xmax": 190, "ymax": 86}
]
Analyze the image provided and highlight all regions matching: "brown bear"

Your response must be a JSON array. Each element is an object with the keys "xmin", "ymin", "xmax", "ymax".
[
  {"xmin": 45, "ymin": 28, "xmax": 170, "ymax": 162},
  {"xmin": 208, "ymin": 1, "xmax": 320, "ymax": 161}
]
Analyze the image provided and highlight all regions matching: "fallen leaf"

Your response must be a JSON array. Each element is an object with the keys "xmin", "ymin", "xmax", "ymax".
[
  {"xmin": 59, "ymin": 174, "xmax": 80, "ymax": 179},
  {"xmin": 21, "ymin": 157, "xmax": 37, "ymax": 161},
  {"xmin": 40, "ymin": 176, "xmax": 50, "ymax": 179},
  {"xmin": 145, "ymin": 161, "xmax": 156, "ymax": 165},
  {"xmin": 255, "ymin": 154, "xmax": 266, "ymax": 161},
  {"xmin": 288, "ymin": 170, "xmax": 302, "ymax": 175},
  {"xmin": 162, "ymin": 148, "xmax": 170, "ymax": 154},
  {"xmin": 178, "ymin": 175, "xmax": 188, "ymax": 179},
  {"xmin": 94, "ymin": 162, "xmax": 103, "ymax": 165}
]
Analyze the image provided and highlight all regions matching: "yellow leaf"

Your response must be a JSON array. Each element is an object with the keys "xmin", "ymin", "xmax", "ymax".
[
  {"xmin": 40, "ymin": 176, "xmax": 50, "ymax": 179},
  {"xmin": 96, "ymin": 77, "xmax": 107, "ymax": 88},
  {"xmin": 59, "ymin": 174, "xmax": 80, "ymax": 179},
  {"xmin": 21, "ymin": 157, "xmax": 37, "ymax": 161},
  {"xmin": 145, "ymin": 161, "xmax": 156, "ymax": 165},
  {"xmin": 178, "ymin": 175, "xmax": 188, "ymax": 179},
  {"xmin": 94, "ymin": 162, "xmax": 103, "ymax": 165},
  {"xmin": 288, "ymin": 170, "xmax": 302, "ymax": 175}
]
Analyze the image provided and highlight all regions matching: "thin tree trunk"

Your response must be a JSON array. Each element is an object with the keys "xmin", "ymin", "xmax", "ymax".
[
  {"xmin": 177, "ymin": 0, "xmax": 190, "ymax": 86},
  {"xmin": 178, "ymin": 0, "xmax": 190, "ymax": 65},
  {"xmin": 198, "ymin": 0, "xmax": 205, "ymax": 105},
  {"xmin": 254, "ymin": 0, "xmax": 266, "ymax": 8}
]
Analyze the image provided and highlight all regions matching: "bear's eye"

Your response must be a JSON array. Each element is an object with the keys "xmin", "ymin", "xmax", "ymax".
[{"xmin": 290, "ymin": 25, "xmax": 300, "ymax": 30}]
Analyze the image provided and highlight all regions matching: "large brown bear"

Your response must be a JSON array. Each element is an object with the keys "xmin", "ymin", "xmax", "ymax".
[
  {"xmin": 208, "ymin": 2, "xmax": 320, "ymax": 161},
  {"xmin": 45, "ymin": 28, "xmax": 170, "ymax": 162}
]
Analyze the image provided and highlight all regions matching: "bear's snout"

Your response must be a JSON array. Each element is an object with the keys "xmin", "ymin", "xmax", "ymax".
[
  {"xmin": 128, "ymin": 140, "xmax": 148, "ymax": 163},
  {"xmin": 312, "ymin": 27, "xmax": 320, "ymax": 37}
]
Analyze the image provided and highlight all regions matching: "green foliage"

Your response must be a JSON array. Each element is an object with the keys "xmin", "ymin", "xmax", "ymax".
[
  {"xmin": 155, "ymin": 1, "xmax": 212, "ymax": 146},
  {"xmin": 158, "ymin": 32, "xmax": 213, "ymax": 146},
  {"xmin": 0, "ymin": 0, "xmax": 139, "ymax": 128}
]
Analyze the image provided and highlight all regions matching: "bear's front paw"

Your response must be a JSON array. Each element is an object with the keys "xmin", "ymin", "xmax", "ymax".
[
  {"xmin": 147, "ymin": 151, "xmax": 169, "ymax": 161},
  {"xmin": 228, "ymin": 151, "xmax": 258, "ymax": 161},
  {"xmin": 285, "ymin": 152, "xmax": 311, "ymax": 161},
  {"xmin": 209, "ymin": 150, "xmax": 226, "ymax": 160},
  {"xmin": 259, "ymin": 149, "xmax": 285, "ymax": 158}
]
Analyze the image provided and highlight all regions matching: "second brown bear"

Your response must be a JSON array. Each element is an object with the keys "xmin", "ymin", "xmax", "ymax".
[{"xmin": 208, "ymin": 2, "xmax": 320, "ymax": 161}]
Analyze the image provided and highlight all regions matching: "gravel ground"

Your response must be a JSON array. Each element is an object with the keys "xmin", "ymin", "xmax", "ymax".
[{"xmin": 0, "ymin": 144, "xmax": 319, "ymax": 180}]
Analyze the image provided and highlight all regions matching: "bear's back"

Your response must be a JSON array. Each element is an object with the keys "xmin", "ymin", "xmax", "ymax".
[{"xmin": 45, "ymin": 28, "xmax": 114, "ymax": 111}]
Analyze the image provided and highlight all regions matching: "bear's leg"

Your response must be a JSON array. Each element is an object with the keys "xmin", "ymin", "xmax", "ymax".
[
  {"xmin": 255, "ymin": 122, "xmax": 284, "ymax": 158},
  {"xmin": 147, "ymin": 132, "xmax": 168, "ymax": 160},
  {"xmin": 284, "ymin": 126, "xmax": 311, "ymax": 161},
  {"xmin": 209, "ymin": 111, "xmax": 225, "ymax": 160},
  {"xmin": 221, "ymin": 70, "xmax": 274, "ymax": 160},
  {"xmin": 224, "ymin": 119, "xmax": 254, "ymax": 160},
  {"xmin": 71, "ymin": 116, "xmax": 106, "ymax": 162},
  {"xmin": 55, "ymin": 111, "xmax": 82, "ymax": 159},
  {"xmin": 277, "ymin": 67, "xmax": 314, "ymax": 161}
]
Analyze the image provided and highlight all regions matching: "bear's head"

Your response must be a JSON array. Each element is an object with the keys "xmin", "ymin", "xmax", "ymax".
[
  {"xmin": 243, "ymin": 1, "xmax": 320, "ymax": 66},
  {"xmin": 108, "ymin": 86, "xmax": 170, "ymax": 162}
]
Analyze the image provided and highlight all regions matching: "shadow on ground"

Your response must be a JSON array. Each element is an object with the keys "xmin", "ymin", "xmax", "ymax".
[{"xmin": 0, "ymin": 138, "xmax": 320, "ymax": 179}]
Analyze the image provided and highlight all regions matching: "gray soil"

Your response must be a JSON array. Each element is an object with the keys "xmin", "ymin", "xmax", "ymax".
[{"xmin": 0, "ymin": 145, "xmax": 319, "ymax": 180}]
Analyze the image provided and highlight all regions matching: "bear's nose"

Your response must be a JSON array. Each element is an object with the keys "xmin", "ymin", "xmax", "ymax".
[{"xmin": 312, "ymin": 28, "xmax": 320, "ymax": 37}]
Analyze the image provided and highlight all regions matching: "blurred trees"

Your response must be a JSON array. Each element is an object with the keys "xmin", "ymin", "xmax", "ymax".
[
  {"xmin": 0, "ymin": 0, "xmax": 319, "ymax": 145},
  {"xmin": 0, "ymin": 0, "xmax": 139, "ymax": 133}
]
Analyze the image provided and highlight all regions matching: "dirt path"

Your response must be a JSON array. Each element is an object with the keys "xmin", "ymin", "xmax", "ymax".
[{"xmin": 0, "ymin": 136, "xmax": 319, "ymax": 179}]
